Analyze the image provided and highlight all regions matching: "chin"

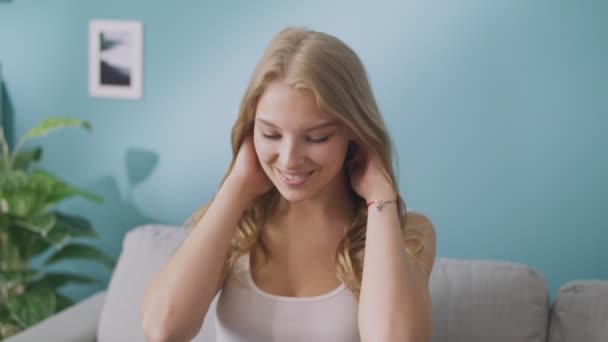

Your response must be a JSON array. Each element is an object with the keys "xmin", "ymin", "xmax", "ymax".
[
  {"xmin": 275, "ymin": 187, "xmax": 314, "ymax": 202},
  {"xmin": 272, "ymin": 178, "xmax": 323, "ymax": 203},
  {"xmin": 271, "ymin": 178, "xmax": 315, "ymax": 201}
]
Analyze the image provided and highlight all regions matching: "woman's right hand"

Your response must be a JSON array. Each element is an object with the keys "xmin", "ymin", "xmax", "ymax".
[{"xmin": 226, "ymin": 135, "xmax": 274, "ymax": 201}]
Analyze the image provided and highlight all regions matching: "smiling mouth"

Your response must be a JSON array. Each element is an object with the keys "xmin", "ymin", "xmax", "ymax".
[{"xmin": 276, "ymin": 169, "xmax": 315, "ymax": 187}]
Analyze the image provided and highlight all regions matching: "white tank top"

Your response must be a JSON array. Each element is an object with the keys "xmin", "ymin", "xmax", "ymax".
[{"xmin": 214, "ymin": 253, "xmax": 360, "ymax": 342}]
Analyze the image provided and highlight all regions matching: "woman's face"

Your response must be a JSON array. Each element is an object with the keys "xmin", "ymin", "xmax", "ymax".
[{"xmin": 253, "ymin": 81, "xmax": 350, "ymax": 202}]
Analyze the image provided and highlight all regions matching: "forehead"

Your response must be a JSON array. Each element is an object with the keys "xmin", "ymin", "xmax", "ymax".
[{"xmin": 255, "ymin": 81, "xmax": 334, "ymax": 126}]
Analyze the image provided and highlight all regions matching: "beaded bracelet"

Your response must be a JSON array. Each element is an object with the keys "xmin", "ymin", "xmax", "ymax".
[{"xmin": 366, "ymin": 199, "xmax": 398, "ymax": 211}]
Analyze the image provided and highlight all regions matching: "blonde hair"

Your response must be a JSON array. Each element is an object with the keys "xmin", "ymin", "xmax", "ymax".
[{"xmin": 186, "ymin": 26, "xmax": 423, "ymax": 299}]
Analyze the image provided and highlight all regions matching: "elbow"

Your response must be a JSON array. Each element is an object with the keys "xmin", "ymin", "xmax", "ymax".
[
  {"xmin": 398, "ymin": 318, "xmax": 433, "ymax": 342},
  {"xmin": 379, "ymin": 326, "xmax": 432, "ymax": 342},
  {"xmin": 141, "ymin": 313, "xmax": 196, "ymax": 342},
  {"xmin": 139, "ymin": 288, "xmax": 209, "ymax": 342},
  {"xmin": 368, "ymin": 326, "xmax": 432, "ymax": 342},
  {"xmin": 141, "ymin": 325, "xmax": 172, "ymax": 342},
  {"xmin": 406, "ymin": 325, "xmax": 432, "ymax": 342},
  {"xmin": 140, "ymin": 310, "xmax": 172, "ymax": 342},
  {"xmin": 400, "ymin": 310, "xmax": 433, "ymax": 342},
  {"xmin": 140, "ymin": 305, "xmax": 203, "ymax": 342},
  {"xmin": 360, "ymin": 313, "xmax": 433, "ymax": 342},
  {"xmin": 140, "ymin": 309, "xmax": 174, "ymax": 342}
]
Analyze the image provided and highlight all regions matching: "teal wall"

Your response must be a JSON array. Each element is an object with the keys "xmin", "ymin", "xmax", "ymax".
[{"xmin": 1, "ymin": 1, "xmax": 606, "ymax": 303}]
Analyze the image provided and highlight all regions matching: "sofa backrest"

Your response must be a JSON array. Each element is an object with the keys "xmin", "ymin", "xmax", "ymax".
[
  {"xmin": 98, "ymin": 224, "xmax": 561, "ymax": 342},
  {"xmin": 547, "ymin": 280, "xmax": 608, "ymax": 342},
  {"xmin": 430, "ymin": 258, "xmax": 550, "ymax": 342},
  {"xmin": 97, "ymin": 224, "xmax": 217, "ymax": 342}
]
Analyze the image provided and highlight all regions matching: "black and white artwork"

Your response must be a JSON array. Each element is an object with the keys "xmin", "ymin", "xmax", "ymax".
[{"xmin": 89, "ymin": 20, "xmax": 143, "ymax": 99}]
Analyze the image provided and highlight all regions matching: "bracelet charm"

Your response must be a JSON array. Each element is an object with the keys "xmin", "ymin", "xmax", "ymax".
[{"xmin": 366, "ymin": 199, "xmax": 398, "ymax": 211}]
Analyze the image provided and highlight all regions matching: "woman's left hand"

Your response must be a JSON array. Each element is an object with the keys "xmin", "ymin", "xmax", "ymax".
[{"xmin": 347, "ymin": 146, "xmax": 397, "ymax": 202}]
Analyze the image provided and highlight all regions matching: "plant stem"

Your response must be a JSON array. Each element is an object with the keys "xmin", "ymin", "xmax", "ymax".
[
  {"xmin": 0, "ymin": 124, "xmax": 10, "ymax": 171},
  {"xmin": 9, "ymin": 313, "xmax": 26, "ymax": 329},
  {"xmin": 0, "ymin": 232, "xmax": 7, "ymax": 270},
  {"xmin": 8, "ymin": 137, "xmax": 25, "ymax": 169},
  {"xmin": 13, "ymin": 221, "xmax": 57, "ymax": 247},
  {"xmin": 0, "ymin": 218, "xmax": 8, "ymax": 270}
]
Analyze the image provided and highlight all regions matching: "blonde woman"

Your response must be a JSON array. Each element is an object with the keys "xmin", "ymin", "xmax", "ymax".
[{"xmin": 141, "ymin": 26, "xmax": 436, "ymax": 342}]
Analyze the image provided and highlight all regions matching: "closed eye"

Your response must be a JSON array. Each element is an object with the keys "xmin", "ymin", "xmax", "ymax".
[
  {"xmin": 262, "ymin": 134, "xmax": 281, "ymax": 140},
  {"xmin": 262, "ymin": 133, "xmax": 332, "ymax": 143},
  {"xmin": 307, "ymin": 135, "xmax": 330, "ymax": 143}
]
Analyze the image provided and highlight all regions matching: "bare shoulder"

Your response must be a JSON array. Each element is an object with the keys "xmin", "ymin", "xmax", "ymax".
[{"xmin": 404, "ymin": 211, "xmax": 437, "ymax": 280}]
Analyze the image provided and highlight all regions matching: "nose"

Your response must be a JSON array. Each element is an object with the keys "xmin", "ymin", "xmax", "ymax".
[{"xmin": 278, "ymin": 137, "xmax": 305, "ymax": 170}]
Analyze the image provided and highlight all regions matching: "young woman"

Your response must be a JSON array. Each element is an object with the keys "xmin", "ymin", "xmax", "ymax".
[{"xmin": 141, "ymin": 26, "xmax": 436, "ymax": 342}]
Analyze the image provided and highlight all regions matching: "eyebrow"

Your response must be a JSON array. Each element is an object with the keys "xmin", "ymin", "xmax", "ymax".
[{"xmin": 256, "ymin": 118, "xmax": 338, "ymax": 132}]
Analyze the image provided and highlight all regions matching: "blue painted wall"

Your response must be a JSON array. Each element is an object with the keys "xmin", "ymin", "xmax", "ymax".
[{"xmin": 1, "ymin": 1, "xmax": 606, "ymax": 303}]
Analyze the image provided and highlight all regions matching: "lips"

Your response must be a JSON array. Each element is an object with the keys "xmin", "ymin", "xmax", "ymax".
[{"xmin": 276, "ymin": 169, "xmax": 315, "ymax": 187}]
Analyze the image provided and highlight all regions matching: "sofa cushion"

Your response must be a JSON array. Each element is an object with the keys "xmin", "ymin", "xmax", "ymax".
[
  {"xmin": 97, "ymin": 224, "xmax": 217, "ymax": 342},
  {"xmin": 429, "ymin": 258, "xmax": 549, "ymax": 342},
  {"xmin": 548, "ymin": 280, "xmax": 608, "ymax": 342}
]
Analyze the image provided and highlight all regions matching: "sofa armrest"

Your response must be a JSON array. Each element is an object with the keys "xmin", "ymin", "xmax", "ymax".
[
  {"xmin": 4, "ymin": 291, "xmax": 106, "ymax": 342},
  {"xmin": 548, "ymin": 280, "xmax": 608, "ymax": 342}
]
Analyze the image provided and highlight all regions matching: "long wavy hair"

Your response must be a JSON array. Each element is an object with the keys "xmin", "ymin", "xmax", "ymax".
[{"xmin": 186, "ymin": 26, "xmax": 423, "ymax": 299}]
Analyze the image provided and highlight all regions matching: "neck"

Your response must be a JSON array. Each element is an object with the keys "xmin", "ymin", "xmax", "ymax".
[{"xmin": 270, "ymin": 172, "xmax": 356, "ymax": 237}]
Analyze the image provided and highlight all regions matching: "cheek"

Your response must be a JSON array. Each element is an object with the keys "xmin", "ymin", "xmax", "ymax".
[
  {"xmin": 253, "ymin": 136, "xmax": 276, "ymax": 164},
  {"xmin": 313, "ymin": 142, "xmax": 348, "ymax": 169}
]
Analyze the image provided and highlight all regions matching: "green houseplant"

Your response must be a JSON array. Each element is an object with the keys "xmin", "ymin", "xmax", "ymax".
[{"xmin": 0, "ymin": 118, "xmax": 114, "ymax": 339}]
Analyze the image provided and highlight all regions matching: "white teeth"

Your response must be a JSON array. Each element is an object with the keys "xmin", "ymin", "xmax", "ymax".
[
  {"xmin": 278, "ymin": 170, "xmax": 312, "ymax": 180},
  {"xmin": 283, "ymin": 173, "xmax": 307, "ymax": 180}
]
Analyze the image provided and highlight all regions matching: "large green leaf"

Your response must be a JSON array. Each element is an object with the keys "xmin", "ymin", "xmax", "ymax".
[
  {"xmin": 0, "ymin": 198, "xmax": 7, "ymax": 214},
  {"xmin": 0, "ymin": 171, "xmax": 29, "ymax": 193},
  {"xmin": 45, "ymin": 184, "xmax": 102, "ymax": 206},
  {"xmin": 3, "ymin": 213, "xmax": 92, "ymax": 263},
  {"xmin": 4, "ymin": 224, "xmax": 52, "ymax": 262},
  {"xmin": 4, "ymin": 193, "xmax": 38, "ymax": 217},
  {"xmin": 0, "ymin": 322, "xmax": 23, "ymax": 339},
  {"xmin": 21, "ymin": 118, "xmax": 91, "ymax": 143},
  {"xmin": 0, "ymin": 169, "xmax": 102, "ymax": 219},
  {"xmin": 5, "ymin": 285, "xmax": 56, "ymax": 326},
  {"xmin": 14, "ymin": 212, "xmax": 56, "ymax": 237},
  {"xmin": 45, "ymin": 213, "xmax": 99, "ymax": 247},
  {"xmin": 32, "ymin": 272, "xmax": 99, "ymax": 290},
  {"xmin": 0, "ymin": 170, "xmax": 45, "ymax": 216},
  {"xmin": 0, "ymin": 269, "xmax": 37, "ymax": 285},
  {"xmin": 11, "ymin": 147, "xmax": 43, "ymax": 171},
  {"xmin": 0, "ymin": 228, "xmax": 25, "ymax": 272},
  {"xmin": 45, "ymin": 243, "xmax": 115, "ymax": 269},
  {"xmin": 54, "ymin": 293, "xmax": 74, "ymax": 313},
  {"xmin": 30, "ymin": 169, "xmax": 103, "ymax": 207},
  {"xmin": 0, "ymin": 171, "xmax": 31, "ymax": 216},
  {"xmin": 0, "ymin": 306, "xmax": 23, "ymax": 338}
]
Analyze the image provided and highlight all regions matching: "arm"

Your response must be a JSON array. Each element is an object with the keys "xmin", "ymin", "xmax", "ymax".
[
  {"xmin": 139, "ymin": 177, "xmax": 251, "ymax": 342},
  {"xmin": 348, "ymin": 151, "xmax": 436, "ymax": 341},
  {"xmin": 358, "ymin": 203, "xmax": 436, "ymax": 341}
]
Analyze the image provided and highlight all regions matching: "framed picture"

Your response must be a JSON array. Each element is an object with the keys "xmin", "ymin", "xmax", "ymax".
[{"xmin": 89, "ymin": 20, "xmax": 143, "ymax": 100}]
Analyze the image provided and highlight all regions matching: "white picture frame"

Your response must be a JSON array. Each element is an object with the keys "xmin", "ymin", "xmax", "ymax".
[{"xmin": 89, "ymin": 20, "xmax": 143, "ymax": 100}]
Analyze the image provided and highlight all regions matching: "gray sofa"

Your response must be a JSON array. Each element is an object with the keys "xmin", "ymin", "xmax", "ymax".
[{"xmin": 6, "ymin": 224, "xmax": 608, "ymax": 342}]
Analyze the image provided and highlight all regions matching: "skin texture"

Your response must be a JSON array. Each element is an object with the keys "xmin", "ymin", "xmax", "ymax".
[
  {"xmin": 253, "ymin": 81, "xmax": 351, "ymax": 205},
  {"xmin": 250, "ymin": 81, "xmax": 356, "ymax": 297},
  {"xmin": 252, "ymin": 81, "xmax": 435, "ymax": 341},
  {"xmin": 140, "ymin": 80, "xmax": 436, "ymax": 342}
]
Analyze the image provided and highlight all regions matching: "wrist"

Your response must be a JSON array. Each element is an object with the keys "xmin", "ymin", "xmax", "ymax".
[
  {"xmin": 364, "ymin": 188, "xmax": 397, "ymax": 203},
  {"xmin": 366, "ymin": 199, "xmax": 399, "ymax": 212},
  {"xmin": 222, "ymin": 175, "xmax": 256, "ymax": 207}
]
